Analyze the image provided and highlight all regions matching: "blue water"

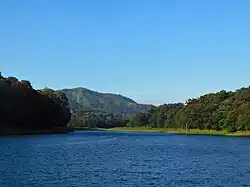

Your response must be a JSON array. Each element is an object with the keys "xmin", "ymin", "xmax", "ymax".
[{"xmin": 1, "ymin": 131, "xmax": 250, "ymax": 187}]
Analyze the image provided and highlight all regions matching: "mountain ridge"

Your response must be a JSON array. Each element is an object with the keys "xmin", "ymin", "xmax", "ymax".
[{"xmin": 58, "ymin": 87, "xmax": 154, "ymax": 116}]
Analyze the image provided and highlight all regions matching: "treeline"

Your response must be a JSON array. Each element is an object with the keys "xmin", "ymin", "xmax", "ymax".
[
  {"xmin": 0, "ymin": 73, "xmax": 71, "ymax": 133},
  {"xmin": 66, "ymin": 85, "xmax": 250, "ymax": 132},
  {"xmin": 68, "ymin": 110, "xmax": 128, "ymax": 128},
  {"xmin": 129, "ymin": 88, "xmax": 250, "ymax": 132}
]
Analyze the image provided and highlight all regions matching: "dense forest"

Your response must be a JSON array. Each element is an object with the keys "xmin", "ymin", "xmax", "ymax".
[
  {"xmin": 0, "ymin": 73, "xmax": 71, "ymax": 134},
  {"xmin": 4, "ymin": 71, "xmax": 250, "ymax": 133},
  {"xmin": 68, "ymin": 110, "xmax": 129, "ymax": 128},
  {"xmin": 128, "ymin": 88, "xmax": 250, "ymax": 132},
  {"xmin": 69, "ymin": 86, "xmax": 250, "ymax": 132}
]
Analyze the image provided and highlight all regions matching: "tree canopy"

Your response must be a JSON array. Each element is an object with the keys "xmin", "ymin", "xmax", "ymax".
[
  {"xmin": 68, "ymin": 110, "xmax": 128, "ymax": 129},
  {"xmin": 127, "ymin": 87, "xmax": 250, "ymax": 132},
  {"xmin": 0, "ymin": 74, "xmax": 71, "ymax": 133}
]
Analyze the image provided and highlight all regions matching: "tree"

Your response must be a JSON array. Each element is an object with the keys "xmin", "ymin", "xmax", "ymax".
[
  {"xmin": 0, "ymin": 74, "xmax": 71, "ymax": 132},
  {"xmin": 126, "ymin": 86, "xmax": 250, "ymax": 133}
]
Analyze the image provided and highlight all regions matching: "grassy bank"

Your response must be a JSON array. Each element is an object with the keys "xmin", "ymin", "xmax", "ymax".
[
  {"xmin": 101, "ymin": 127, "xmax": 250, "ymax": 137},
  {"xmin": 72, "ymin": 127, "xmax": 104, "ymax": 131}
]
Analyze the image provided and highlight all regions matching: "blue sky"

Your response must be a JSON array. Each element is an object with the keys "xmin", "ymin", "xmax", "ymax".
[{"xmin": 1, "ymin": 0, "xmax": 250, "ymax": 105}]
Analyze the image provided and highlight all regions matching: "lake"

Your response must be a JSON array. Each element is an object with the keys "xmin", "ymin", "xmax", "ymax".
[{"xmin": 0, "ymin": 131, "xmax": 250, "ymax": 187}]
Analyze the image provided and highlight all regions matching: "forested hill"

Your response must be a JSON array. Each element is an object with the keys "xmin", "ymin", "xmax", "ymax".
[
  {"xmin": 129, "ymin": 87, "xmax": 250, "ymax": 132},
  {"xmin": 58, "ymin": 87, "xmax": 154, "ymax": 116}
]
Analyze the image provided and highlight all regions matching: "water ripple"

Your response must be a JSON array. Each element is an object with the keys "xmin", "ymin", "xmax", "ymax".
[{"xmin": 0, "ymin": 131, "xmax": 250, "ymax": 186}]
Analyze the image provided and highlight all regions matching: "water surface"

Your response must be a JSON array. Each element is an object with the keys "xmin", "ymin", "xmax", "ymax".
[{"xmin": 1, "ymin": 131, "xmax": 250, "ymax": 186}]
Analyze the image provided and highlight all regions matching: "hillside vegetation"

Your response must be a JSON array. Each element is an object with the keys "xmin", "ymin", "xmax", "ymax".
[
  {"xmin": 58, "ymin": 87, "xmax": 153, "ymax": 116},
  {"xmin": 0, "ymin": 73, "xmax": 71, "ymax": 134},
  {"xmin": 68, "ymin": 110, "xmax": 128, "ymax": 129},
  {"xmin": 129, "ymin": 88, "xmax": 250, "ymax": 132},
  {"xmin": 66, "ymin": 86, "xmax": 250, "ymax": 133}
]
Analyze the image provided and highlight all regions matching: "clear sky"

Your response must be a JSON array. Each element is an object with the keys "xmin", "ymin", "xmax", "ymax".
[{"xmin": 1, "ymin": 0, "xmax": 250, "ymax": 105}]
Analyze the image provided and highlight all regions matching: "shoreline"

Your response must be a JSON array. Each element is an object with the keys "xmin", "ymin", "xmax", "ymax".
[
  {"xmin": 98, "ymin": 127, "xmax": 250, "ymax": 137},
  {"xmin": 6, "ymin": 126, "xmax": 250, "ymax": 137},
  {"xmin": 0, "ymin": 127, "xmax": 74, "ymax": 136}
]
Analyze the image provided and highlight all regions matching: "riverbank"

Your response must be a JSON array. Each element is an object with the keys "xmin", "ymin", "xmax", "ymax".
[
  {"xmin": 72, "ymin": 127, "xmax": 103, "ymax": 131},
  {"xmin": 0, "ymin": 127, "xmax": 74, "ymax": 136},
  {"xmin": 100, "ymin": 127, "xmax": 250, "ymax": 137}
]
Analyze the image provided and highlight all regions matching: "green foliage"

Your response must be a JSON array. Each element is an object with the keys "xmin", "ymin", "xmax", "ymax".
[
  {"xmin": 127, "ymin": 87, "xmax": 250, "ymax": 132},
  {"xmin": 68, "ymin": 110, "xmax": 128, "ymax": 128},
  {"xmin": 0, "ymin": 74, "xmax": 71, "ymax": 132},
  {"xmin": 127, "ymin": 112, "xmax": 150, "ymax": 127}
]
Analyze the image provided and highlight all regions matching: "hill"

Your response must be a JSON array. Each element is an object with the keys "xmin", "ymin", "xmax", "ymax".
[{"xmin": 58, "ymin": 87, "xmax": 154, "ymax": 116}]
